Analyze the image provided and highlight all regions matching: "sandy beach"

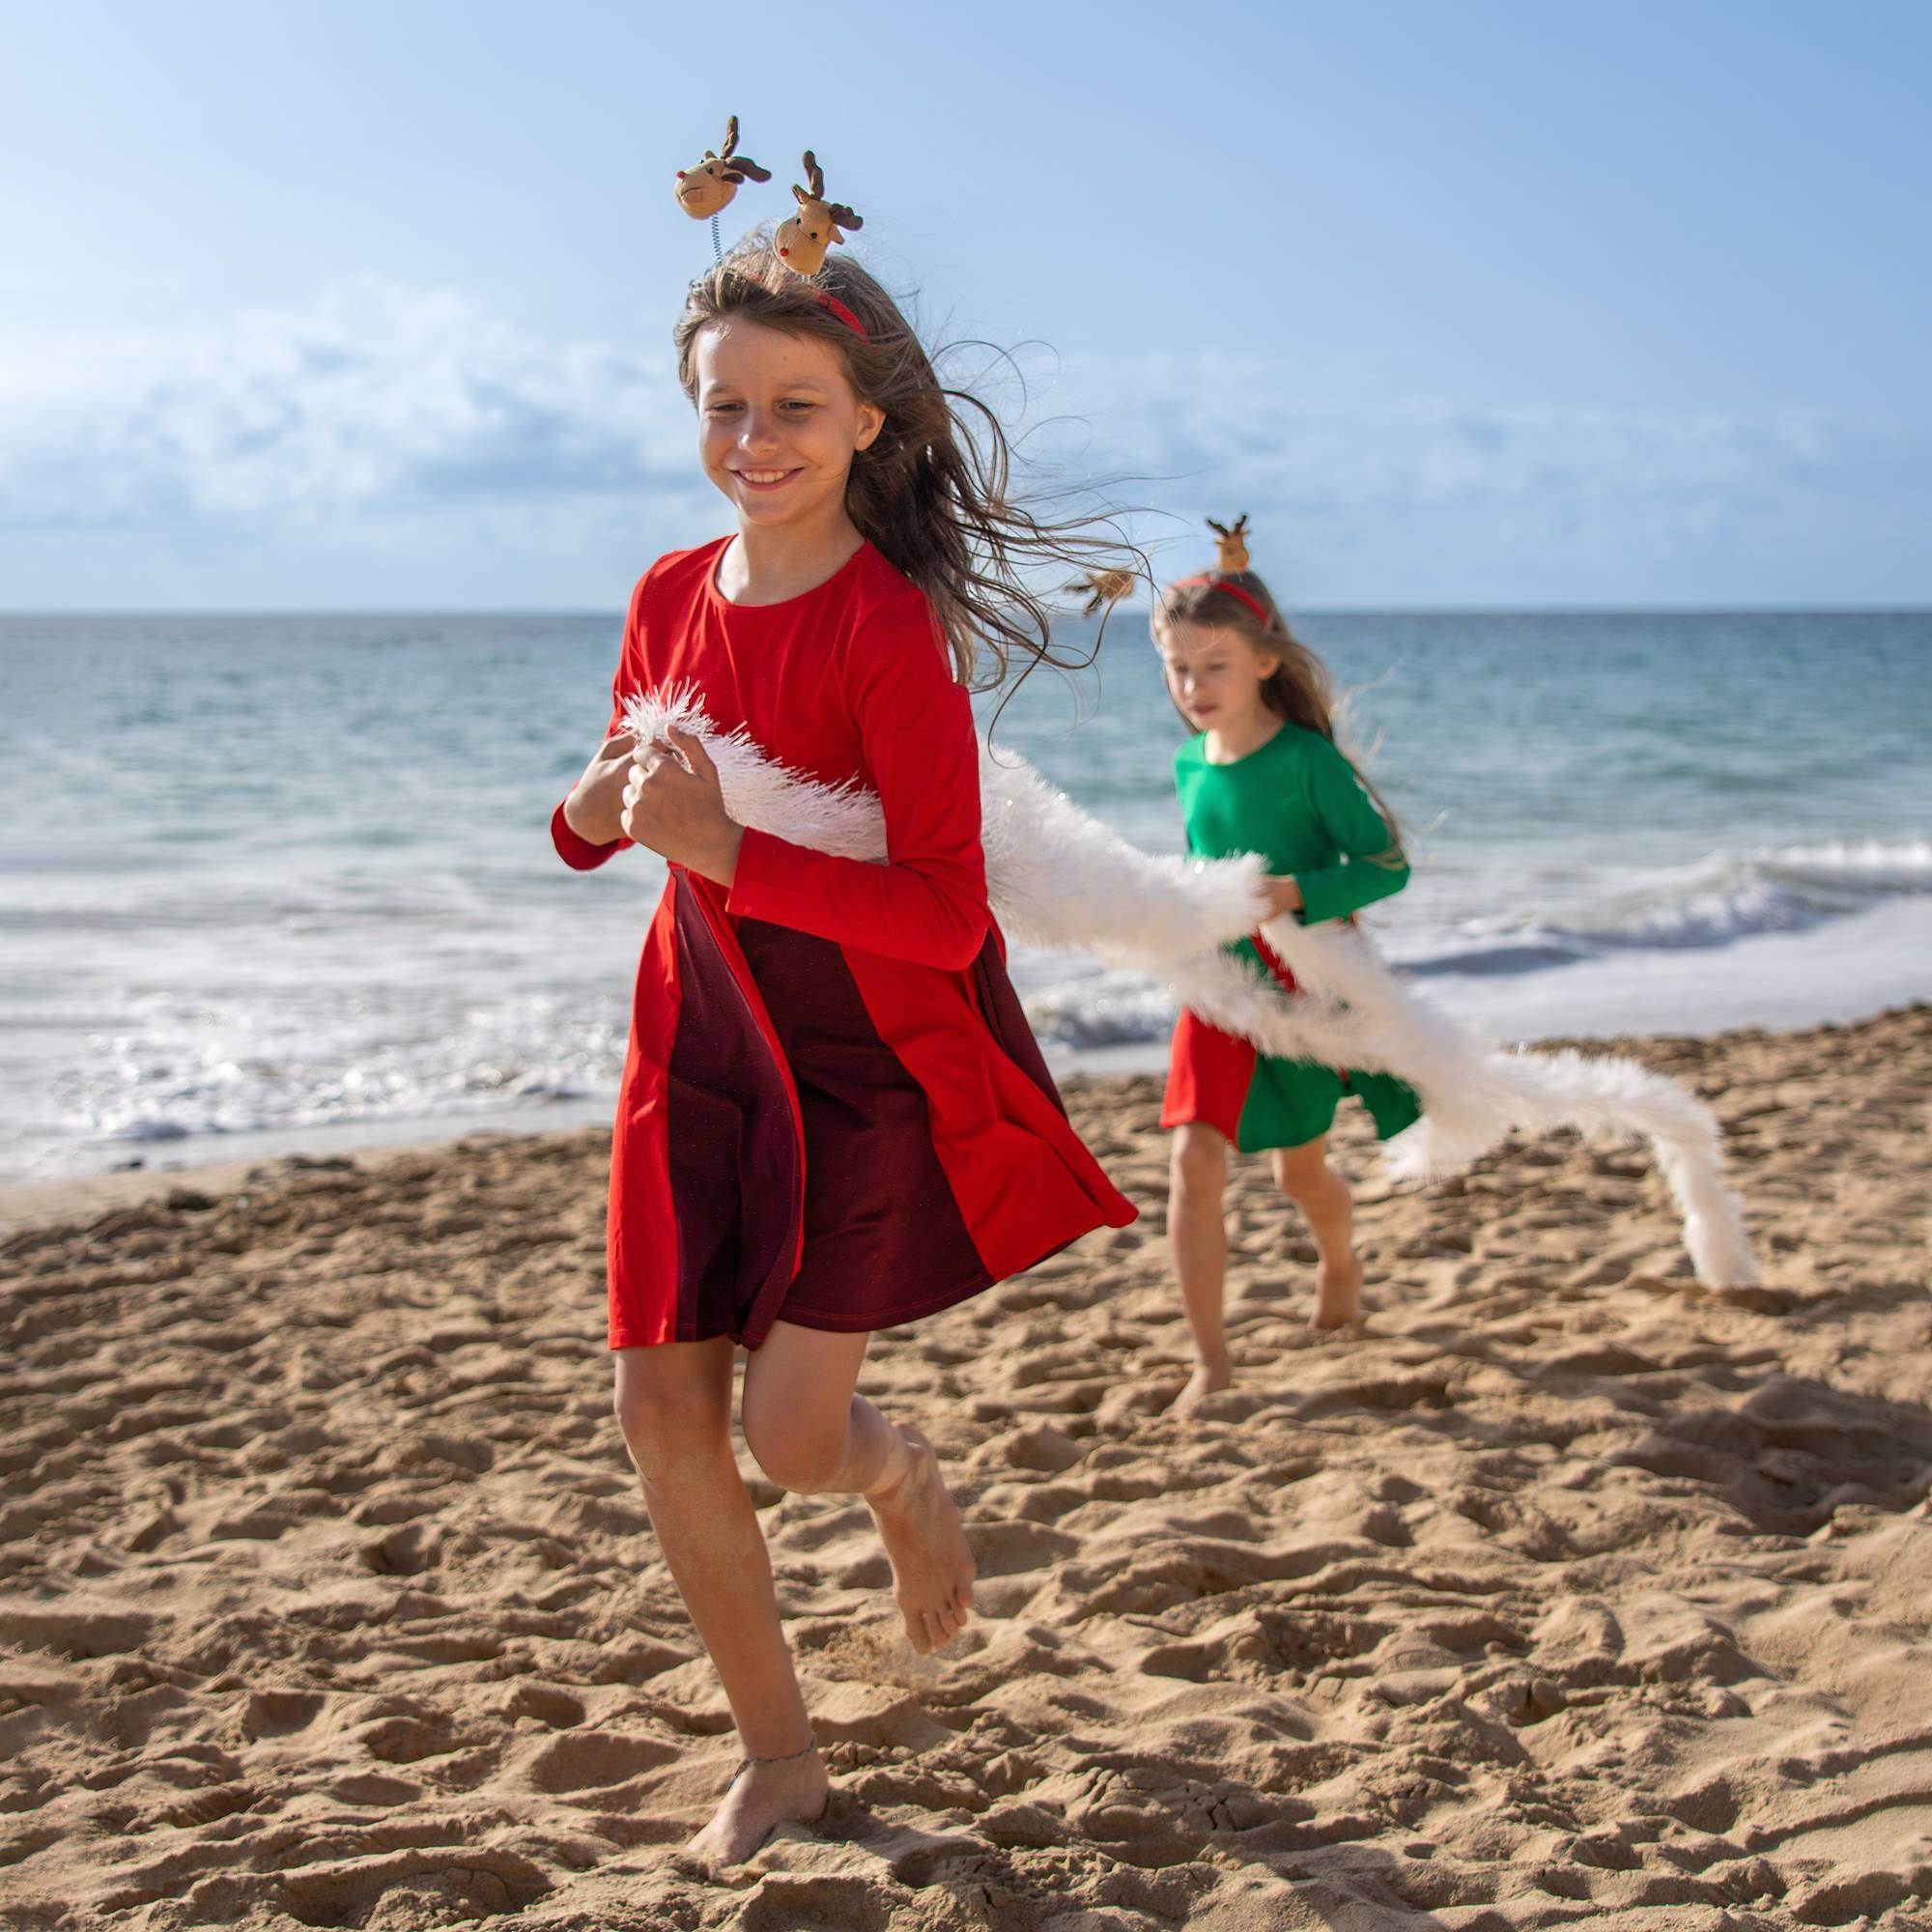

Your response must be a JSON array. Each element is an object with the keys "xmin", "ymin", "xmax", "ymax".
[{"xmin": 3, "ymin": 1006, "xmax": 1929, "ymax": 1930}]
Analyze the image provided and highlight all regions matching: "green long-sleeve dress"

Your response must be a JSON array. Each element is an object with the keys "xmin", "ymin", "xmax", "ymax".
[{"xmin": 1160, "ymin": 721, "xmax": 1422, "ymax": 1152}]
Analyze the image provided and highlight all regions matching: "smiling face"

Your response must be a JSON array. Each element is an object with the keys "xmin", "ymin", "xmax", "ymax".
[
  {"xmin": 1157, "ymin": 618, "xmax": 1282, "ymax": 733},
  {"xmin": 692, "ymin": 318, "xmax": 884, "ymax": 532}
]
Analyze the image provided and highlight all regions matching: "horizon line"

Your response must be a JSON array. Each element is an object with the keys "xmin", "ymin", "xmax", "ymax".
[{"xmin": 6, "ymin": 603, "xmax": 1931, "ymax": 620}]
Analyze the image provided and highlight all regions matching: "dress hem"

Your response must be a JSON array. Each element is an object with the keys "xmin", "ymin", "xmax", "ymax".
[{"xmin": 606, "ymin": 1227, "xmax": 1095, "ymax": 1350}]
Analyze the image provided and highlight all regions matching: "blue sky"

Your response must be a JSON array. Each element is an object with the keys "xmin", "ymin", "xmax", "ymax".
[{"xmin": 3, "ymin": 0, "xmax": 1927, "ymax": 608}]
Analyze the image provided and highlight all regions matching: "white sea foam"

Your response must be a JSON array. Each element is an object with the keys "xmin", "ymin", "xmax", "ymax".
[
  {"xmin": 1013, "ymin": 839, "xmax": 1932, "ymax": 1049},
  {"xmin": 1388, "ymin": 838, "xmax": 1932, "ymax": 976}
]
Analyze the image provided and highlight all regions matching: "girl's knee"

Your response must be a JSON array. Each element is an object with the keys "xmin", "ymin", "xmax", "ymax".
[
  {"xmin": 740, "ymin": 1403, "xmax": 849, "ymax": 1495},
  {"xmin": 611, "ymin": 1355, "xmax": 727, "ymax": 1475},
  {"xmin": 1170, "ymin": 1127, "xmax": 1228, "ymax": 1197},
  {"xmin": 1272, "ymin": 1141, "xmax": 1335, "ymax": 1203},
  {"xmin": 738, "ymin": 1323, "xmax": 872, "ymax": 1494}
]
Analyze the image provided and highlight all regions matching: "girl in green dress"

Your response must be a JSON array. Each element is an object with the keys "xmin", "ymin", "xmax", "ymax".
[{"xmin": 1153, "ymin": 549, "xmax": 1417, "ymax": 1411}]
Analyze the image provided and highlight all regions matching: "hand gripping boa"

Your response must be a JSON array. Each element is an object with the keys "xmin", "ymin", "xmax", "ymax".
[{"xmin": 624, "ymin": 687, "xmax": 1758, "ymax": 1288}]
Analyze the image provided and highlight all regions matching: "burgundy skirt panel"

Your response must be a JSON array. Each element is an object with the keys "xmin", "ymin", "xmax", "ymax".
[
  {"xmin": 661, "ymin": 882, "xmax": 804, "ymax": 1345},
  {"xmin": 731, "ymin": 917, "xmax": 992, "ymax": 1334}
]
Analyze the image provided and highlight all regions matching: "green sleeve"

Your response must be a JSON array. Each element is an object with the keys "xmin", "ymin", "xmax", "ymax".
[{"xmin": 1293, "ymin": 738, "xmax": 1409, "ymax": 925}]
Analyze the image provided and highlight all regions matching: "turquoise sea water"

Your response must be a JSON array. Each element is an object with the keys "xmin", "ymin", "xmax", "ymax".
[{"xmin": 2, "ymin": 609, "xmax": 1927, "ymax": 1179}]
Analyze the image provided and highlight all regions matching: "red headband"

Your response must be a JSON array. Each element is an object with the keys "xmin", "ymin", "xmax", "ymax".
[
  {"xmin": 816, "ymin": 292, "xmax": 868, "ymax": 339},
  {"xmin": 1171, "ymin": 573, "xmax": 1274, "ymax": 629}
]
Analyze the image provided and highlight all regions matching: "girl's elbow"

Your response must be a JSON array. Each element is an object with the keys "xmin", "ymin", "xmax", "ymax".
[
  {"xmin": 1366, "ymin": 847, "xmax": 1409, "ymax": 898},
  {"xmin": 932, "ymin": 904, "xmax": 990, "ymax": 971}
]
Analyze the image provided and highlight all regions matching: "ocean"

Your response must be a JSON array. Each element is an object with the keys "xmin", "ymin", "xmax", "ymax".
[{"xmin": 2, "ymin": 609, "xmax": 1927, "ymax": 1182}]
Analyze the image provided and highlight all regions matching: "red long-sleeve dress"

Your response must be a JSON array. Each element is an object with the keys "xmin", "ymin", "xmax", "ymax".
[{"xmin": 553, "ymin": 537, "xmax": 1137, "ymax": 1350}]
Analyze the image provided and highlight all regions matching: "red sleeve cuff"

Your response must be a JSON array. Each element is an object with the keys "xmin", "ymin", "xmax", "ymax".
[
  {"xmin": 551, "ymin": 800, "xmax": 629, "ymax": 871},
  {"xmin": 723, "ymin": 825, "xmax": 792, "ymax": 919}
]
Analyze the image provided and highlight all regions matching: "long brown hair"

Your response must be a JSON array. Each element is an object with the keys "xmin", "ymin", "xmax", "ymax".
[
  {"xmin": 674, "ymin": 236, "xmax": 1136, "ymax": 691},
  {"xmin": 1153, "ymin": 571, "xmax": 1406, "ymax": 853}
]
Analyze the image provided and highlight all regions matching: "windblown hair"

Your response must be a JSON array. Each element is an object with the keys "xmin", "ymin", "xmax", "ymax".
[
  {"xmin": 1153, "ymin": 570, "xmax": 1406, "ymax": 853},
  {"xmin": 674, "ymin": 238, "xmax": 1136, "ymax": 691}
]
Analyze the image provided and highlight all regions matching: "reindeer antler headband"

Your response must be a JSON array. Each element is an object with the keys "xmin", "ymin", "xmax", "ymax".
[
  {"xmin": 1065, "ymin": 568, "xmax": 1137, "ymax": 618},
  {"xmin": 674, "ymin": 116, "xmax": 773, "ymax": 261},
  {"xmin": 1170, "ymin": 515, "xmax": 1273, "ymax": 628},
  {"xmin": 775, "ymin": 149, "xmax": 867, "ymax": 336},
  {"xmin": 672, "ymin": 126, "xmax": 870, "ymax": 338},
  {"xmin": 776, "ymin": 150, "xmax": 864, "ymax": 274},
  {"xmin": 1206, "ymin": 513, "xmax": 1251, "ymax": 574}
]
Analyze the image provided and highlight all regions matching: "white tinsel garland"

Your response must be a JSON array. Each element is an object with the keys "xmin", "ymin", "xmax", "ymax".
[{"xmin": 622, "ymin": 687, "xmax": 1758, "ymax": 1288}]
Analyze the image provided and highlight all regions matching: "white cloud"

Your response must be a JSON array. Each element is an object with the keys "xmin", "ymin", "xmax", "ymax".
[
  {"xmin": 1014, "ymin": 349, "xmax": 1927, "ymax": 600},
  {"xmin": 1037, "ymin": 348, "xmax": 1866, "ymax": 521},
  {"xmin": 0, "ymin": 286, "xmax": 1924, "ymax": 604},
  {"xmin": 0, "ymin": 283, "xmax": 695, "ymax": 530}
]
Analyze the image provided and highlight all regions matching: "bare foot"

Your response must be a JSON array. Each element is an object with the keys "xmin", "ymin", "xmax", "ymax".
[
  {"xmin": 867, "ymin": 1425, "xmax": 975, "ymax": 1654},
  {"xmin": 684, "ymin": 1749, "xmax": 829, "ymax": 1867},
  {"xmin": 1164, "ymin": 1358, "xmax": 1234, "ymax": 1415},
  {"xmin": 1315, "ymin": 1253, "xmax": 1364, "ymax": 1329}
]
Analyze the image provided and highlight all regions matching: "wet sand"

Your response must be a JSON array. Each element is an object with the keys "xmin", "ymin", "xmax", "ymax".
[{"xmin": 3, "ymin": 1008, "xmax": 1929, "ymax": 1929}]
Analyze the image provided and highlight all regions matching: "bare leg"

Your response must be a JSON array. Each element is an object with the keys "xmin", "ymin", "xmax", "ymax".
[
  {"xmin": 1272, "ymin": 1135, "xmax": 1362, "ymax": 1327},
  {"xmin": 1167, "ymin": 1122, "xmax": 1234, "ymax": 1411},
  {"xmin": 742, "ymin": 1321, "xmax": 975, "ymax": 1656},
  {"xmin": 612, "ymin": 1343, "xmax": 827, "ymax": 1866}
]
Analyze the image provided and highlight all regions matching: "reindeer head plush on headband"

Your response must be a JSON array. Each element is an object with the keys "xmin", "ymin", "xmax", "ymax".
[
  {"xmin": 1207, "ymin": 514, "xmax": 1251, "ymax": 574},
  {"xmin": 1065, "ymin": 569, "xmax": 1137, "ymax": 618},
  {"xmin": 674, "ymin": 116, "xmax": 773, "ymax": 220},
  {"xmin": 776, "ymin": 151, "xmax": 864, "ymax": 276}
]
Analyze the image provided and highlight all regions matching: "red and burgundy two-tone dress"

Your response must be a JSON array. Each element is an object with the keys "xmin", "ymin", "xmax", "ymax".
[{"xmin": 552, "ymin": 537, "xmax": 1137, "ymax": 1350}]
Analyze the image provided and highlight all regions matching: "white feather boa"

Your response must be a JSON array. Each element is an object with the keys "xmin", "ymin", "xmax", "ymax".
[{"xmin": 623, "ymin": 687, "xmax": 1758, "ymax": 1288}]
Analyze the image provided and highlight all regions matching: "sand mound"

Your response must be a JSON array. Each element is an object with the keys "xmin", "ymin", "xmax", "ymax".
[{"xmin": 3, "ymin": 1009, "xmax": 1929, "ymax": 1929}]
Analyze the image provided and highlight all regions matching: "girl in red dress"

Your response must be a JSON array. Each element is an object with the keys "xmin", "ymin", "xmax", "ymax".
[{"xmin": 553, "ymin": 241, "xmax": 1136, "ymax": 1862}]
